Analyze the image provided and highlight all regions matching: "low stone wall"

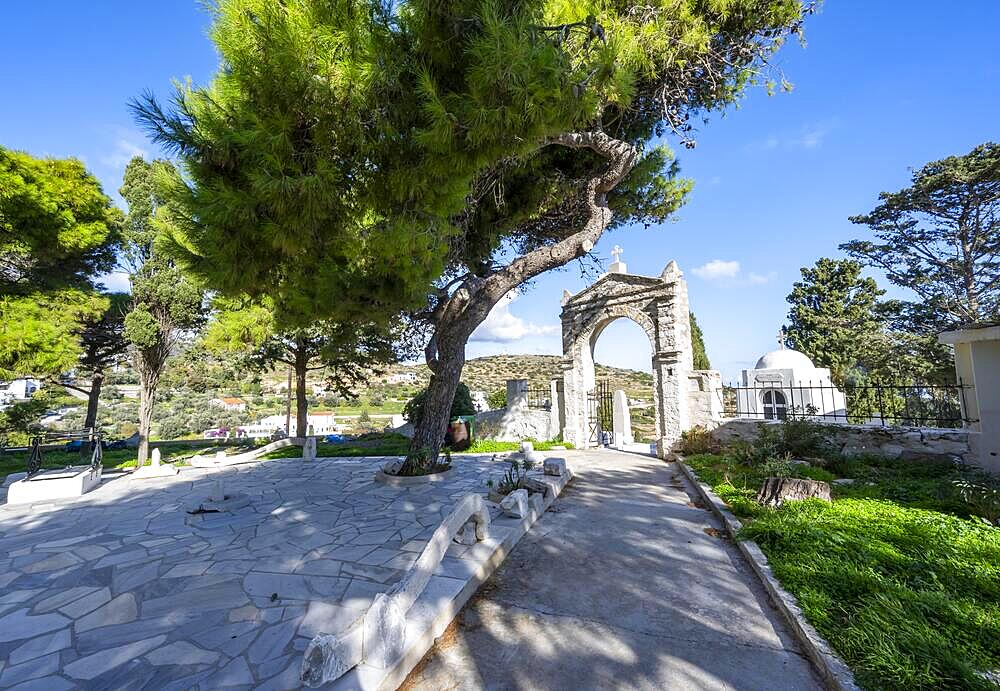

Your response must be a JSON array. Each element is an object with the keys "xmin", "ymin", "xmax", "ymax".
[
  {"xmin": 392, "ymin": 407, "xmax": 555, "ymax": 443},
  {"xmin": 711, "ymin": 418, "xmax": 976, "ymax": 465},
  {"xmin": 474, "ymin": 407, "xmax": 555, "ymax": 442}
]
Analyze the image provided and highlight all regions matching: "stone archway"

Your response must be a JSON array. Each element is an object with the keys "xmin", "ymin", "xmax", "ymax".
[{"xmin": 560, "ymin": 260, "xmax": 693, "ymax": 458}]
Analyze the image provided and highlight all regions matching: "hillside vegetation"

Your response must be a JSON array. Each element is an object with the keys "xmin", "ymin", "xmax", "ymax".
[{"xmin": 389, "ymin": 354, "xmax": 654, "ymax": 398}]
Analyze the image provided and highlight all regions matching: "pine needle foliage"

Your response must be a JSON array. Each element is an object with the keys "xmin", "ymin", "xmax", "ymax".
[{"xmin": 135, "ymin": 0, "xmax": 809, "ymax": 330}]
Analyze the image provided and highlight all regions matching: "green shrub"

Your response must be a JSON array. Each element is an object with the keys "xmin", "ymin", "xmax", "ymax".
[
  {"xmin": 679, "ymin": 425, "xmax": 717, "ymax": 455},
  {"xmin": 777, "ymin": 416, "xmax": 833, "ymax": 459},
  {"xmin": 486, "ymin": 388, "xmax": 507, "ymax": 410},
  {"xmin": 403, "ymin": 382, "xmax": 475, "ymax": 429},
  {"xmin": 794, "ymin": 465, "xmax": 836, "ymax": 483}
]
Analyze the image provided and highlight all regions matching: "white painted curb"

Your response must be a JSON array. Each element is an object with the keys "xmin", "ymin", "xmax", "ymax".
[{"xmin": 675, "ymin": 458, "xmax": 861, "ymax": 691}]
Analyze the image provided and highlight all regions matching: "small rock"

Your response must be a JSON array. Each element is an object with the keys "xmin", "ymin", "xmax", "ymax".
[
  {"xmin": 519, "ymin": 441, "xmax": 534, "ymax": 454},
  {"xmin": 543, "ymin": 458, "xmax": 567, "ymax": 477},
  {"xmin": 453, "ymin": 519, "xmax": 479, "ymax": 545},
  {"xmin": 381, "ymin": 458, "xmax": 404, "ymax": 475},
  {"xmin": 788, "ymin": 459, "xmax": 811, "ymax": 468},
  {"xmin": 500, "ymin": 489, "xmax": 530, "ymax": 519},
  {"xmin": 832, "ymin": 478, "xmax": 856, "ymax": 486}
]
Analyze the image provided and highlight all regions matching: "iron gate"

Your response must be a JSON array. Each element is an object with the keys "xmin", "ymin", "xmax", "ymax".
[{"xmin": 587, "ymin": 380, "xmax": 615, "ymax": 446}]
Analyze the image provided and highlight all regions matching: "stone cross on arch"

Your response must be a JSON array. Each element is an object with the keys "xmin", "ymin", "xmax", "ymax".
[
  {"xmin": 777, "ymin": 327, "xmax": 786, "ymax": 349},
  {"xmin": 611, "ymin": 245, "xmax": 624, "ymax": 263}
]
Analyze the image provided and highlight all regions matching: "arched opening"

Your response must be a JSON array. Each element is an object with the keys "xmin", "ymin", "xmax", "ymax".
[
  {"xmin": 590, "ymin": 317, "xmax": 655, "ymax": 451},
  {"xmin": 762, "ymin": 389, "xmax": 787, "ymax": 420}
]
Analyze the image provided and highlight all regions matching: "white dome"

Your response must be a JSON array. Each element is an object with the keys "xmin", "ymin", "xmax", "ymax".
[{"xmin": 754, "ymin": 349, "xmax": 816, "ymax": 370}]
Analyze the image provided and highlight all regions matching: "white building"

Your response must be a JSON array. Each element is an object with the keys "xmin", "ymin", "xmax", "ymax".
[
  {"xmin": 737, "ymin": 347, "xmax": 846, "ymax": 421},
  {"xmin": 0, "ymin": 378, "xmax": 41, "ymax": 407},
  {"xmin": 470, "ymin": 390, "xmax": 488, "ymax": 412},
  {"xmin": 384, "ymin": 372, "xmax": 418, "ymax": 385},
  {"xmin": 210, "ymin": 396, "xmax": 247, "ymax": 412},
  {"xmin": 206, "ymin": 412, "xmax": 345, "ymax": 439}
]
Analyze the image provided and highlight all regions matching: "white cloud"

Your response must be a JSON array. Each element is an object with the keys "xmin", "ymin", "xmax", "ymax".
[
  {"xmin": 691, "ymin": 261, "xmax": 775, "ymax": 286},
  {"xmin": 692, "ymin": 259, "xmax": 741, "ymax": 281},
  {"xmin": 96, "ymin": 271, "xmax": 131, "ymax": 293},
  {"xmin": 748, "ymin": 119, "xmax": 838, "ymax": 152},
  {"xmin": 99, "ymin": 136, "xmax": 149, "ymax": 170},
  {"xmin": 746, "ymin": 271, "xmax": 777, "ymax": 285},
  {"xmin": 470, "ymin": 291, "xmax": 559, "ymax": 343}
]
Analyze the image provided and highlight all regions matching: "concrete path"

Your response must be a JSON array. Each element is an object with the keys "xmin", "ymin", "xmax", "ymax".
[{"xmin": 402, "ymin": 450, "xmax": 823, "ymax": 691}]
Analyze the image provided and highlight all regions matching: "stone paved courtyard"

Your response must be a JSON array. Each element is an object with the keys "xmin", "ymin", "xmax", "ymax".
[{"xmin": 0, "ymin": 455, "xmax": 515, "ymax": 690}]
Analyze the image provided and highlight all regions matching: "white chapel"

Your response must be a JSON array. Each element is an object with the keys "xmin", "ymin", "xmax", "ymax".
[{"xmin": 737, "ymin": 332, "xmax": 847, "ymax": 421}]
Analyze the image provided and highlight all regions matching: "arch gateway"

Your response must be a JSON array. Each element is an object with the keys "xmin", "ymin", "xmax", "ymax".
[{"xmin": 558, "ymin": 259, "xmax": 696, "ymax": 459}]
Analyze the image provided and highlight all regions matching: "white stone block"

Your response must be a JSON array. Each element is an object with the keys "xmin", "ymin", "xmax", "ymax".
[
  {"xmin": 362, "ymin": 592, "xmax": 407, "ymax": 669},
  {"xmin": 7, "ymin": 466, "xmax": 102, "ymax": 505},
  {"xmin": 304, "ymin": 437, "xmax": 317, "ymax": 461},
  {"xmin": 133, "ymin": 463, "xmax": 178, "ymax": 478},
  {"xmin": 524, "ymin": 450, "xmax": 545, "ymax": 466},
  {"xmin": 499, "ymin": 489, "xmax": 529, "ymax": 519},
  {"xmin": 543, "ymin": 458, "xmax": 567, "ymax": 477},
  {"xmin": 519, "ymin": 441, "xmax": 534, "ymax": 453},
  {"xmin": 3, "ymin": 471, "xmax": 27, "ymax": 487}
]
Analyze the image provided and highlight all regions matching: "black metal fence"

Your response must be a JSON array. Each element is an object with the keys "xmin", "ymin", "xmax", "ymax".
[
  {"xmin": 25, "ymin": 428, "xmax": 103, "ymax": 477},
  {"xmin": 722, "ymin": 379, "xmax": 974, "ymax": 429},
  {"xmin": 526, "ymin": 386, "xmax": 552, "ymax": 411}
]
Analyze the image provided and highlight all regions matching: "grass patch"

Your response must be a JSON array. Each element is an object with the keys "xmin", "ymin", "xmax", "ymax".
[
  {"xmin": 465, "ymin": 439, "xmax": 573, "ymax": 453},
  {"xmin": 0, "ymin": 442, "xmax": 220, "ymax": 477},
  {"xmin": 262, "ymin": 433, "xmax": 411, "ymax": 459},
  {"xmin": 742, "ymin": 499, "xmax": 1000, "ymax": 690},
  {"xmin": 684, "ymin": 451, "xmax": 1000, "ymax": 689}
]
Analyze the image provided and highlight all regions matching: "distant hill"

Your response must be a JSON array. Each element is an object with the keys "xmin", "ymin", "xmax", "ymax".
[{"xmin": 384, "ymin": 354, "xmax": 654, "ymax": 399}]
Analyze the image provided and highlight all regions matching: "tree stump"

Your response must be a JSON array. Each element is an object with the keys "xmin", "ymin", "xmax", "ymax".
[{"xmin": 756, "ymin": 477, "xmax": 831, "ymax": 507}]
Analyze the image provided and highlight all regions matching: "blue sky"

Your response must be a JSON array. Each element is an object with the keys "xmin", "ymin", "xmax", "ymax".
[{"xmin": 2, "ymin": 2, "xmax": 998, "ymax": 381}]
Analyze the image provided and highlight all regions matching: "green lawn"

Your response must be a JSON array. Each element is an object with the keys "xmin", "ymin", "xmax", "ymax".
[
  {"xmin": 258, "ymin": 435, "xmax": 573, "ymax": 459},
  {"xmin": 262, "ymin": 433, "xmax": 411, "ymax": 459},
  {"xmin": 464, "ymin": 438, "xmax": 573, "ymax": 453},
  {"xmin": 684, "ymin": 452, "xmax": 1000, "ymax": 690},
  {"xmin": 0, "ymin": 442, "xmax": 235, "ymax": 477}
]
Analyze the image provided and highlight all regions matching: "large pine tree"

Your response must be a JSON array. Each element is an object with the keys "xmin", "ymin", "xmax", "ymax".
[
  {"xmin": 0, "ymin": 147, "xmax": 121, "ymax": 378},
  {"xmin": 138, "ymin": 0, "xmax": 812, "ymax": 462}
]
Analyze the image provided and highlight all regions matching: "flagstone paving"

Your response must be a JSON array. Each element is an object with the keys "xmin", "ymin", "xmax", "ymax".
[{"xmin": 0, "ymin": 455, "xmax": 518, "ymax": 690}]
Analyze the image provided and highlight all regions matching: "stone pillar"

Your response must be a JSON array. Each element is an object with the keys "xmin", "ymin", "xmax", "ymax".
[
  {"xmin": 612, "ymin": 389, "xmax": 633, "ymax": 447},
  {"xmin": 548, "ymin": 379, "xmax": 563, "ymax": 441},
  {"xmin": 652, "ymin": 263, "xmax": 693, "ymax": 459},
  {"xmin": 561, "ymin": 354, "xmax": 588, "ymax": 449},
  {"xmin": 506, "ymin": 379, "xmax": 529, "ymax": 411}
]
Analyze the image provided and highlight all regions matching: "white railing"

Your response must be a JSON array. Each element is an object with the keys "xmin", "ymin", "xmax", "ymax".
[{"xmin": 190, "ymin": 436, "xmax": 316, "ymax": 467}]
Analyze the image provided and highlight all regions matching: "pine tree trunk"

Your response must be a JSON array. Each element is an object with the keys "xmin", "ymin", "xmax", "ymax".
[
  {"xmin": 84, "ymin": 370, "xmax": 103, "ymax": 431},
  {"xmin": 410, "ymin": 342, "xmax": 465, "ymax": 459},
  {"xmin": 295, "ymin": 343, "xmax": 309, "ymax": 438},
  {"xmin": 79, "ymin": 370, "xmax": 104, "ymax": 463},
  {"xmin": 137, "ymin": 368, "xmax": 158, "ymax": 466},
  {"xmin": 409, "ymin": 130, "xmax": 638, "ymax": 463}
]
